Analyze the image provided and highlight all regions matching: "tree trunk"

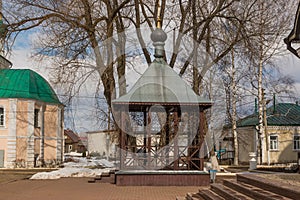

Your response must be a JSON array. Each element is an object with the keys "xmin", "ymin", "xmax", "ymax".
[
  {"xmin": 231, "ymin": 49, "xmax": 238, "ymax": 166},
  {"xmin": 257, "ymin": 56, "xmax": 264, "ymax": 165}
]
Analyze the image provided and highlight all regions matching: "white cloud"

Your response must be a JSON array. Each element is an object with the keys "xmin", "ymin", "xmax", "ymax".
[{"xmin": 278, "ymin": 54, "xmax": 300, "ymax": 83}]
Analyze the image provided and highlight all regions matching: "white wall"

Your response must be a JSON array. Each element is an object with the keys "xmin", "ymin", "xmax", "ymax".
[{"xmin": 87, "ymin": 131, "xmax": 117, "ymax": 158}]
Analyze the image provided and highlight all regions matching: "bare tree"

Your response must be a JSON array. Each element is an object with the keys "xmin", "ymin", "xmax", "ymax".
[
  {"xmin": 3, "ymin": 0, "xmax": 130, "ymax": 104},
  {"xmin": 1, "ymin": 0, "xmax": 297, "ymax": 138},
  {"xmin": 215, "ymin": 0, "xmax": 296, "ymax": 165},
  {"xmin": 240, "ymin": 0, "xmax": 295, "ymax": 164},
  {"xmin": 0, "ymin": 1, "xmax": 240, "ymax": 131}
]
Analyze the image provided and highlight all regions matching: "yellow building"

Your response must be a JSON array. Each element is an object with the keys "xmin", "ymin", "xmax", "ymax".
[
  {"xmin": 0, "ymin": 69, "xmax": 64, "ymax": 168},
  {"xmin": 221, "ymin": 102, "xmax": 300, "ymax": 165}
]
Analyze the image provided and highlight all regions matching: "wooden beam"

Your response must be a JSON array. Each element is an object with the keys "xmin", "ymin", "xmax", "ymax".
[
  {"xmin": 147, "ymin": 110, "xmax": 152, "ymax": 168},
  {"xmin": 174, "ymin": 110, "xmax": 179, "ymax": 170},
  {"xmin": 199, "ymin": 109, "xmax": 205, "ymax": 170},
  {"xmin": 120, "ymin": 111, "xmax": 126, "ymax": 169}
]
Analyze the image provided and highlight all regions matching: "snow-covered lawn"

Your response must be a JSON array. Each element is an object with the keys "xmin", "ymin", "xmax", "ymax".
[{"xmin": 30, "ymin": 157, "xmax": 115, "ymax": 180}]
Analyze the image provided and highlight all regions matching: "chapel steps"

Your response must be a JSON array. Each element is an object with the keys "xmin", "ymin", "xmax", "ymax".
[{"xmin": 177, "ymin": 173, "xmax": 299, "ymax": 200}]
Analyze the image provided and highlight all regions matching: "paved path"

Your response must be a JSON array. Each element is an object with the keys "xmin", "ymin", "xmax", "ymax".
[{"xmin": 0, "ymin": 178, "xmax": 204, "ymax": 200}]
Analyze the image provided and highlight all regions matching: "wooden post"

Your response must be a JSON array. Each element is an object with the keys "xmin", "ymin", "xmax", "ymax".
[
  {"xmin": 199, "ymin": 109, "xmax": 205, "ymax": 170},
  {"xmin": 165, "ymin": 111, "xmax": 170, "ymax": 166},
  {"xmin": 147, "ymin": 111, "xmax": 152, "ymax": 168},
  {"xmin": 120, "ymin": 110, "xmax": 126, "ymax": 169},
  {"xmin": 174, "ymin": 110, "xmax": 179, "ymax": 170},
  {"xmin": 143, "ymin": 111, "xmax": 147, "ymax": 166},
  {"xmin": 187, "ymin": 112, "xmax": 192, "ymax": 170}
]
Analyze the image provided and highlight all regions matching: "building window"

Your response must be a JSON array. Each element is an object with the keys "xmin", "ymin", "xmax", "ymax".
[
  {"xmin": 269, "ymin": 135, "xmax": 278, "ymax": 150},
  {"xmin": 34, "ymin": 109, "xmax": 40, "ymax": 128},
  {"xmin": 0, "ymin": 107, "xmax": 4, "ymax": 126},
  {"xmin": 294, "ymin": 135, "xmax": 300, "ymax": 150}
]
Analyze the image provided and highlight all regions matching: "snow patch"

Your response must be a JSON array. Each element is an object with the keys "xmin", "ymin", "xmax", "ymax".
[{"xmin": 30, "ymin": 157, "xmax": 115, "ymax": 180}]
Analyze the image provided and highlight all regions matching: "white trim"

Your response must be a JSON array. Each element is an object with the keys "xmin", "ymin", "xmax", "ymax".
[
  {"xmin": 2, "ymin": 135, "xmax": 63, "ymax": 140},
  {"xmin": 7, "ymin": 141, "xmax": 16, "ymax": 145},
  {"xmin": 269, "ymin": 134, "xmax": 279, "ymax": 151},
  {"xmin": 266, "ymin": 126, "xmax": 300, "ymax": 131},
  {"xmin": 44, "ymin": 136, "xmax": 61, "ymax": 140},
  {"xmin": 293, "ymin": 134, "xmax": 300, "ymax": 150},
  {"xmin": 27, "ymin": 101, "xmax": 35, "ymax": 168},
  {"xmin": 7, "ymin": 99, "xmax": 17, "ymax": 167},
  {"xmin": 0, "ymin": 135, "xmax": 18, "ymax": 139},
  {"xmin": 8, "ymin": 99, "xmax": 17, "ymax": 137},
  {"xmin": 57, "ymin": 107, "xmax": 63, "ymax": 161}
]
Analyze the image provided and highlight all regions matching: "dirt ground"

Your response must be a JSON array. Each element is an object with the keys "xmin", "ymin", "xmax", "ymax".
[
  {"xmin": 0, "ymin": 169, "xmax": 54, "ymax": 184},
  {"xmin": 0, "ymin": 173, "xmax": 30, "ymax": 183}
]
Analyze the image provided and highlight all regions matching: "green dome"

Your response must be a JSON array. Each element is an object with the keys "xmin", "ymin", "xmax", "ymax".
[{"xmin": 0, "ymin": 69, "xmax": 61, "ymax": 104}]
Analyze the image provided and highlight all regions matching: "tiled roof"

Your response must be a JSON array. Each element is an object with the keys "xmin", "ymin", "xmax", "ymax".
[{"xmin": 237, "ymin": 103, "xmax": 300, "ymax": 127}]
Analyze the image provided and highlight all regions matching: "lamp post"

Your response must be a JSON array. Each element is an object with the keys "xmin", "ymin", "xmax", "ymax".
[{"xmin": 284, "ymin": 1, "xmax": 300, "ymax": 58}]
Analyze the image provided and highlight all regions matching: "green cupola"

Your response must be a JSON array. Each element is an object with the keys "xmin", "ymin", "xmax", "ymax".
[{"xmin": 0, "ymin": 69, "xmax": 61, "ymax": 104}]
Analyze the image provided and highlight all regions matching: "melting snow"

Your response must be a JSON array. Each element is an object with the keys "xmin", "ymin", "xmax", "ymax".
[{"xmin": 30, "ymin": 157, "xmax": 115, "ymax": 180}]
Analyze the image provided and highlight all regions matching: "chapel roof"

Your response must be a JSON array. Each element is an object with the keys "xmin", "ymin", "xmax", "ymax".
[
  {"xmin": 0, "ymin": 69, "xmax": 61, "ymax": 104},
  {"xmin": 112, "ymin": 27, "xmax": 212, "ymax": 108}
]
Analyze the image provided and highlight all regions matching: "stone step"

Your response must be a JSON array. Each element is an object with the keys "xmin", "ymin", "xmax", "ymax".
[
  {"xmin": 94, "ymin": 175, "xmax": 101, "ymax": 180},
  {"xmin": 101, "ymin": 172, "xmax": 110, "ymax": 177},
  {"xmin": 88, "ymin": 171, "xmax": 116, "ymax": 184},
  {"xmin": 237, "ymin": 174, "xmax": 300, "ymax": 199},
  {"xmin": 224, "ymin": 179, "xmax": 292, "ymax": 200},
  {"xmin": 198, "ymin": 189, "xmax": 225, "ymax": 200},
  {"xmin": 175, "ymin": 196, "xmax": 186, "ymax": 200},
  {"xmin": 211, "ymin": 183, "xmax": 253, "ymax": 200},
  {"xmin": 186, "ymin": 192, "xmax": 203, "ymax": 200},
  {"xmin": 87, "ymin": 179, "xmax": 96, "ymax": 183},
  {"xmin": 109, "ymin": 169, "xmax": 118, "ymax": 174},
  {"xmin": 94, "ymin": 172, "xmax": 115, "ymax": 184},
  {"xmin": 97, "ymin": 176, "xmax": 115, "ymax": 184}
]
